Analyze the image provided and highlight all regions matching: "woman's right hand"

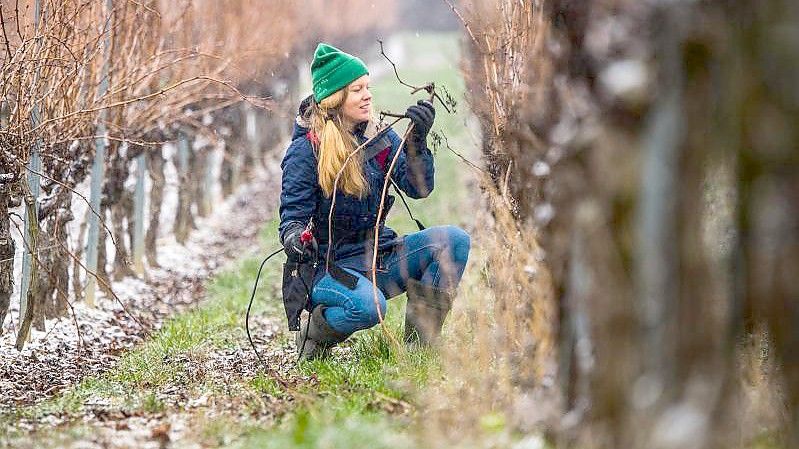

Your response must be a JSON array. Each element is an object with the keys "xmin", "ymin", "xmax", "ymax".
[{"xmin": 282, "ymin": 225, "xmax": 317, "ymax": 262}]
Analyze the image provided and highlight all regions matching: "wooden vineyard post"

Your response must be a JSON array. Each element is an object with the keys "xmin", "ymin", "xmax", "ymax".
[
  {"xmin": 18, "ymin": 0, "xmax": 44, "ymax": 344},
  {"xmin": 86, "ymin": 0, "xmax": 113, "ymax": 306},
  {"xmin": 245, "ymin": 105, "xmax": 259, "ymax": 174},
  {"xmin": 132, "ymin": 152, "xmax": 146, "ymax": 275},
  {"xmin": 15, "ymin": 184, "xmax": 40, "ymax": 350},
  {"xmin": 173, "ymin": 132, "xmax": 192, "ymax": 244},
  {"xmin": 202, "ymin": 147, "xmax": 215, "ymax": 216}
]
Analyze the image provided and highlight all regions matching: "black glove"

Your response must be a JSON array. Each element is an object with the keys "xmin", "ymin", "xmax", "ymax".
[
  {"xmin": 282, "ymin": 225, "xmax": 317, "ymax": 262},
  {"xmin": 405, "ymin": 99, "xmax": 435, "ymax": 144}
]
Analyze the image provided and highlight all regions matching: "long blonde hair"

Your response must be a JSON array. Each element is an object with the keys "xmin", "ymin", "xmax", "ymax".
[{"xmin": 308, "ymin": 89, "xmax": 369, "ymax": 198}]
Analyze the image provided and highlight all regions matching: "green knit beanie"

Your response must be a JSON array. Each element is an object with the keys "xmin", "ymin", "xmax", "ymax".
[{"xmin": 311, "ymin": 43, "xmax": 369, "ymax": 103}]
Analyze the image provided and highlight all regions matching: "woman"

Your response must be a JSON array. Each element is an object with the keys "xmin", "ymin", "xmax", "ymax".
[{"xmin": 279, "ymin": 43, "xmax": 470, "ymax": 360}]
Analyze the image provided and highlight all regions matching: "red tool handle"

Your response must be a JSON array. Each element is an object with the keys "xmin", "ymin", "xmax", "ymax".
[{"xmin": 299, "ymin": 218, "xmax": 315, "ymax": 245}]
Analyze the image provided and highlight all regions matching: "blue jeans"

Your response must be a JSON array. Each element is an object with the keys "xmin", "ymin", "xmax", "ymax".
[{"xmin": 311, "ymin": 225, "xmax": 471, "ymax": 335}]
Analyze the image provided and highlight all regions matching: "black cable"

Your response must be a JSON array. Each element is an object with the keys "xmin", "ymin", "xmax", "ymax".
[
  {"xmin": 245, "ymin": 245, "xmax": 318, "ymax": 368},
  {"xmin": 245, "ymin": 247, "xmax": 286, "ymax": 371},
  {"xmin": 389, "ymin": 179, "xmax": 426, "ymax": 231}
]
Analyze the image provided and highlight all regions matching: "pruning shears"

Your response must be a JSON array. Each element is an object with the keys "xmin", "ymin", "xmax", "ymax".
[{"xmin": 299, "ymin": 218, "xmax": 318, "ymax": 266}]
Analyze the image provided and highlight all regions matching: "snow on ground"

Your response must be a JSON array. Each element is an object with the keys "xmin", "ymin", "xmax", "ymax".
[
  {"xmin": 0, "ymin": 145, "xmax": 284, "ymax": 409},
  {"xmin": 3, "ymin": 135, "xmax": 223, "ymax": 335}
]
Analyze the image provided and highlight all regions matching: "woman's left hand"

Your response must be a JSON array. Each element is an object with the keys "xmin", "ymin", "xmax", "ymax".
[{"xmin": 405, "ymin": 100, "xmax": 435, "ymax": 143}]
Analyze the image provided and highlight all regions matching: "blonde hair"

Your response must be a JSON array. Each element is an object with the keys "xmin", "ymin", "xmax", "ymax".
[{"xmin": 308, "ymin": 89, "xmax": 369, "ymax": 198}]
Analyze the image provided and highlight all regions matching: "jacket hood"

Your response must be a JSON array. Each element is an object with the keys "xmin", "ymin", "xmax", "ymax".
[
  {"xmin": 291, "ymin": 95, "xmax": 313, "ymax": 140},
  {"xmin": 292, "ymin": 117, "xmax": 310, "ymax": 141}
]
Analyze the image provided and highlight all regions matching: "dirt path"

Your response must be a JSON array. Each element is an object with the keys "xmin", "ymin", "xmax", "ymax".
[
  {"xmin": 9, "ymin": 318, "xmax": 311, "ymax": 449},
  {"xmin": 0, "ymin": 159, "xmax": 283, "ymax": 412}
]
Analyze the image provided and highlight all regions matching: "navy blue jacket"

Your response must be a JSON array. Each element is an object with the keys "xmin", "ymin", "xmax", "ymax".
[{"xmin": 278, "ymin": 112, "xmax": 435, "ymax": 277}]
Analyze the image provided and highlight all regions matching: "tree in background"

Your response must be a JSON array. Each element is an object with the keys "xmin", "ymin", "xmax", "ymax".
[
  {"xmin": 458, "ymin": 0, "xmax": 798, "ymax": 447},
  {"xmin": 0, "ymin": 0, "xmax": 401, "ymax": 348}
]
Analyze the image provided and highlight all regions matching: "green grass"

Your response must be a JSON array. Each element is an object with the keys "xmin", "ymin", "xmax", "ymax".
[
  {"xmin": 233, "ymin": 408, "xmax": 416, "ymax": 449},
  {"xmin": 2, "ymin": 219, "xmax": 283, "ymax": 426},
  {"xmin": 249, "ymin": 372, "xmax": 285, "ymax": 398},
  {"xmin": 3, "ymin": 192, "xmax": 444, "ymax": 447}
]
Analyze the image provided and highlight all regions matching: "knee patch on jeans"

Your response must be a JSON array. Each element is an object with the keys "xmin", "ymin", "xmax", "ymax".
[{"xmin": 445, "ymin": 225, "xmax": 471, "ymax": 264}]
